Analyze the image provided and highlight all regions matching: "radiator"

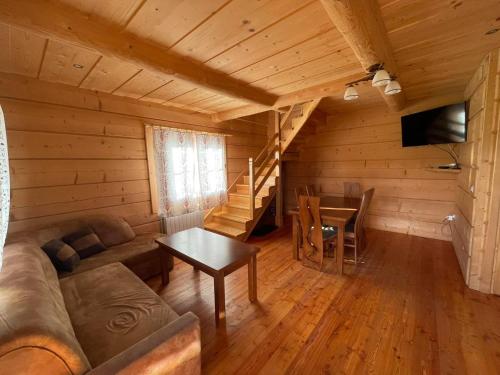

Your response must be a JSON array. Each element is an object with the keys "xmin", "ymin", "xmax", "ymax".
[{"xmin": 160, "ymin": 211, "xmax": 204, "ymax": 235}]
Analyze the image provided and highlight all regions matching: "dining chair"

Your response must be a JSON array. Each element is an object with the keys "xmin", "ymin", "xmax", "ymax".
[
  {"xmin": 344, "ymin": 188, "xmax": 375, "ymax": 264},
  {"xmin": 305, "ymin": 184, "xmax": 316, "ymax": 197},
  {"xmin": 294, "ymin": 186, "xmax": 307, "ymax": 206},
  {"xmin": 344, "ymin": 181, "xmax": 362, "ymax": 198},
  {"xmin": 298, "ymin": 195, "xmax": 336, "ymax": 271}
]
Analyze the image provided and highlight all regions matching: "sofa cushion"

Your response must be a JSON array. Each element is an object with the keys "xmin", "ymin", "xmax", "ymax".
[
  {"xmin": 88, "ymin": 215, "xmax": 136, "ymax": 247},
  {"xmin": 41, "ymin": 239, "xmax": 80, "ymax": 272},
  {"xmin": 63, "ymin": 227, "xmax": 107, "ymax": 259},
  {"xmin": 58, "ymin": 232, "xmax": 164, "ymax": 278},
  {"xmin": 0, "ymin": 241, "xmax": 91, "ymax": 374},
  {"xmin": 60, "ymin": 262, "xmax": 179, "ymax": 367}
]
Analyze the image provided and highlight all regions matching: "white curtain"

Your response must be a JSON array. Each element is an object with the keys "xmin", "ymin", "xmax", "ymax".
[
  {"xmin": 153, "ymin": 127, "xmax": 227, "ymax": 217},
  {"xmin": 0, "ymin": 106, "xmax": 10, "ymax": 271}
]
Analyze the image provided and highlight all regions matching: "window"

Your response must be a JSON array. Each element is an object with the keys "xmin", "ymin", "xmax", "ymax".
[{"xmin": 146, "ymin": 126, "xmax": 227, "ymax": 217}]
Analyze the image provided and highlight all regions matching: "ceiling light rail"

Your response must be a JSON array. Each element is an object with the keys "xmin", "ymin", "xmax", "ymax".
[{"xmin": 344, "ymin": 63, "xmax": 402, "ymax": 101}]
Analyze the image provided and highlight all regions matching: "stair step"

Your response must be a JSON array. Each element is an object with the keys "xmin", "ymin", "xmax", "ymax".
[
  {"xmin": 212, "ymin": 211, "xmax": 250, "ymax": 230},
  {"xmin": 213, "ymin": 211, "xmax": 251, "ymax": 222},
  {"xmin": 228, "ymin": 197, "xmax": 263, "ymax": 209},
  {"xmin": 236, "ymin": 183, "xmax": 271, "ymax": 195},
  {"xmin": 227, "ymin": 201, "xmax": 262, "ymax": 210},
  {"xmin": 243, "ymin": 175, "xmax": 276, "ymax": 186},
  {"xmin": 204, "ymin": 222, "xmax": 246, "ymax": 239}
]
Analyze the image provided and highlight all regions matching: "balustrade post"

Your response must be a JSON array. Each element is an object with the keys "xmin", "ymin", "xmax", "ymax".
[{"xmin": 248, "ymin": 158, "xmax": 255, "ymax": 219}]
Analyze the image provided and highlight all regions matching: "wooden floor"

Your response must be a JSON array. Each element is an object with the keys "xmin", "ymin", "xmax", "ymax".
[{"xmin": 148, "ymin": 228, "xmax": 500, "ymax": 374}]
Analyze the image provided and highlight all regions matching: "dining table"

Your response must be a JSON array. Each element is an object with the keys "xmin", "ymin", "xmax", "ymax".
[{"xmin": 288, "ymin": 196, "xmax": 362, "ymax": 275}]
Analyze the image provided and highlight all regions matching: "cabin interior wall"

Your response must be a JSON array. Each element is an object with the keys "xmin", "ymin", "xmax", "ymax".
[
  {"xmin": 1, "ymin": 72, "xmax": 266, "ymax": 235},
  {"xmin": 453, "ymin": 49, "xmax": 500, "ymax": 294},
  {"xmin": 284, "ymin": 106, "xmax": 458, "ymax": 242}
]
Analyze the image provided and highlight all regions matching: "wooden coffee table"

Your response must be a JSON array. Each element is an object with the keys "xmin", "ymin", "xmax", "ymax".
[{"xmin": 156, "ymin": 227, "xmax": 260, "ymax": 326}]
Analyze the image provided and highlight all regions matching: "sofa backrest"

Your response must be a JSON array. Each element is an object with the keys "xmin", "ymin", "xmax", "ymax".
[
  {"xmin": 6, "ymin": 214, "xmax": 136, "ymax": 248},
  {"xmin": 0, "ymin": 240, "xmax": 91, "ymax": 374}
]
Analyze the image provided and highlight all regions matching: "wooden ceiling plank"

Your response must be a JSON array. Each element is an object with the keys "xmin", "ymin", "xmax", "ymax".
[
  {"xmin": 141, "ymin": 80, "xmax": 197, "ymax": 104},
  {"xmin": 126, "ymin": 0, "xmax": 229, "ymax": 49},
  {"xmin": 169, "ymin": 0, "xmax": 307, "ymax": 63},
  {"xmin": 320, "ymin": 0, "xmax": 406, "ymax": 111},
  {"xmin": 251, "ymin": 52, "xmax": 360, "ymax": 93},
  {"xmin": 112, "ymin": 69, "xmax": 169, "ymax": 99},
  {"xmin": 38, "ymin": 39, "xmax": 101, "ymax": 86},
  {"xmin": 0, "ymin": 24, "xmax": 47, "ymax": 77},
  {"xmin": 270, "ymin": 63, "xmax": 363, "ymax": 96},
  {"xmin": 169, "ymin": 89, "xmax": 217, "ymax": 106},
  {"xmin": 230, "ymin": 30, "xmax": 345, "ymax": 83},
  {"xmin": 205, "ymin": 1, "xmax": 333, "ymax": 74},
  {"xmin": 56, "ymin": 0, "xmax": 146, "ymax": 27},
  {"xmin": 79, "ymin": 56, "xmax": 141, "ymax": 93},
  {"xmin": 0, "ymin": 0, "xmax": 277, "ymax": 106},
  {"xmin": 213, "ymin": 73, "xmax": 362, "ymax": 121}
]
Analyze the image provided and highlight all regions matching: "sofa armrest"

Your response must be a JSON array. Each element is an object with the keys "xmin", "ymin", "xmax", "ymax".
[{"xmin": 88, "ymin": 312, "xmax": 201, "ymax": 375}]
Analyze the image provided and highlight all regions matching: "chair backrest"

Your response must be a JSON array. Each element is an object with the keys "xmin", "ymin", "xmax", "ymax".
[
  {"xmin": 344, "ymin": 182, "xmax": 362, "ymax": 198},
  {"xmin": 354, "ymin": 188, "xmax": 375, "ymax": 241},
  {"xmin": 298, "ymin": 195, "xmax": 324, "ymax": 269},
  {"xmin": 294, "ymin": 186, "xmax": 306, "ymax": 206},
  {"xmin": 305, "ymin": 184, "xmax": 316, "ymax": 197}
]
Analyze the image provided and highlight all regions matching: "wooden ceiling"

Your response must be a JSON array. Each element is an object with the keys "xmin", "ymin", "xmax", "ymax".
[{"xmin": 0, "ymin": 0, "xmax": 499, "ymax": 118}]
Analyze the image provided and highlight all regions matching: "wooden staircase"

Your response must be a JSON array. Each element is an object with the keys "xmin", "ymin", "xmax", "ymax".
[{"xmin": 204, "ymin": 99, "xmax": 320, "ymax": 240}]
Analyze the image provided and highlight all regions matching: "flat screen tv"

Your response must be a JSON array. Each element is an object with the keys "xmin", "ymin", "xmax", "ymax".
[{"xmin": 401, "ymin": 102, "xmax": 467, "ymax": 147}]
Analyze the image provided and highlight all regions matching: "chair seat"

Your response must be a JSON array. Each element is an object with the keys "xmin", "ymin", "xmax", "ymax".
[{"xmin": 321, "ymin": 226, "xmax": 337, "ymax": 240}]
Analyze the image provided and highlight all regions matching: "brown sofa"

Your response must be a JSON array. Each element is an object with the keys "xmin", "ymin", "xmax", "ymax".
[
  {"xmin": 5, "ymin": 214, "xmax": 173, "ymax": 282},
  {"xmin": 0, "ymin": 227, "xmax": 201, "ymax": 374}
]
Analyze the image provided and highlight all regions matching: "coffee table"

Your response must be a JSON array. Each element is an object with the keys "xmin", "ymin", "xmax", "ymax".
[{"xmin": 155, "ymin": 227, "xmax": 260, "ymax": 326}]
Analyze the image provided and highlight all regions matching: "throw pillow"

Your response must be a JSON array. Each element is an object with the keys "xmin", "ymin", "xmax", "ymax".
[
  {"xmin": 63, "ymin": 227, "xmax": 106, "ymax": 259},
  {"xmin": 87, "ymin": 215, "xmax": 136, "ymax": 247},
  {"xmin": 41, "ymin": 239, "xmax": 80, "ymax": 272}
]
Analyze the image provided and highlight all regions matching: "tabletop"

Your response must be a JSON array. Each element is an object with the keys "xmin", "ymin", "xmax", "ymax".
[
  {"xmin": 288, "ymin": 195, "xmax": 361, "ymax": 224},
  {"xmin": 156, "ymin": 227, "xmax": 260, "ymax": 273}
]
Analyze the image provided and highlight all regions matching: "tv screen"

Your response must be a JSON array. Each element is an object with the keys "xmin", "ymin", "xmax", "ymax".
[{"xmin": 401, "ymin": 102, "xmax": 467, "ymax": 147}]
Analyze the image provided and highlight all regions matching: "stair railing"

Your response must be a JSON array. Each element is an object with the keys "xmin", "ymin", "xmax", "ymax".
[{"xmin": 204, "ymin": 133, "xmax": 279, "ymax": 221}]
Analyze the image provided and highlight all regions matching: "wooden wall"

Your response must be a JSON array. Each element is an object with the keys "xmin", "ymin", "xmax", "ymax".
[
  {"xmin": 1, "ymin": 72, "xmax": 266, "ymax": 234},
  {"xmin": 284, "ymin": 106, "xmax": 458, "ymax": 241},
  {"xmin": 453, "ymin": 50, "xmax": 500, "ymax": 293}
]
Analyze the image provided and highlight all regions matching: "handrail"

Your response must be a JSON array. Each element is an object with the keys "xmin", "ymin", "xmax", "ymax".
[
  {"xmin": 279, "ymin": 105, "xmax": 295, "ymax": 130},
  {"xmin": 204, "ymin": 133, "xmax": 278, "ymax": 221},
  {"xmin": 254, "ymin": 145, "xmax": 278, "ymax": 179},
  {"xmin": 255, "ymin": 159, "xmax": 278, "ymax": 197},
  {"xmin": 254, "ymin": 133, "xmax": 278, "ymax": 166},
  {"xmin": 249, "ymin": 158, "xmax": 255, "ymax": 219}
]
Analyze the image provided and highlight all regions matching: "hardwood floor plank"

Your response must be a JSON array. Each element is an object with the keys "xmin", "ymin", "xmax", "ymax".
[{"xmin": 147, "ymin": 228, "xmax": 500, "ymax": 374}]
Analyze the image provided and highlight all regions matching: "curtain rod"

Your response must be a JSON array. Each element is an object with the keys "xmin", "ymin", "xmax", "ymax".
[{"xmin": 145, "ymin": 123, "xmax": 232, "ymax": 136}]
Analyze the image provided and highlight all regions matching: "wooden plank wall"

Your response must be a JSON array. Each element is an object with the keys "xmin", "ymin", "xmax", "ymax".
[
  {"xmin": 0, "ymin": 72, "xmax": 266, "ymax": 235},
  {"xmin": 454, "ymin": 49, "xmax": 500, "ymax": 293},
  {"xmin": 284, "ymin": 106, "xmax": 457, "ymax": 241}
]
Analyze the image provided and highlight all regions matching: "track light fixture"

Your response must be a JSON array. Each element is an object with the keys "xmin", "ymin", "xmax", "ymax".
[{"xmin": 343, "ymin": 63, "xmax": 402, "ymax": 101}]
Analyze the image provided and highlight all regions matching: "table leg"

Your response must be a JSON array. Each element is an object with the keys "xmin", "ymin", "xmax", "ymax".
[
  {"xmin": 337, "ymin": 224, "xmax": 344, "ymax": 275},
  {"xmin": 214, "ymin": 274, "xmax": 226, "ymax": 326},
  {"xmin": 292, "ymin": 214, "xmax": 299, "ymax": 260},
  {"xmin": 248, "ymin": 255, "xmax": 257, "ymax": 302},
  {"xmin": 160, "ymin": 251, "xmax": 169, "ymax": 286}
]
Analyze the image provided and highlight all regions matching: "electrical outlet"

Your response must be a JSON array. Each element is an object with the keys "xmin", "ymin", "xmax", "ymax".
[{"xmin": 444, "ymin": 214, "xmax": 456, "ymax": 222}]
